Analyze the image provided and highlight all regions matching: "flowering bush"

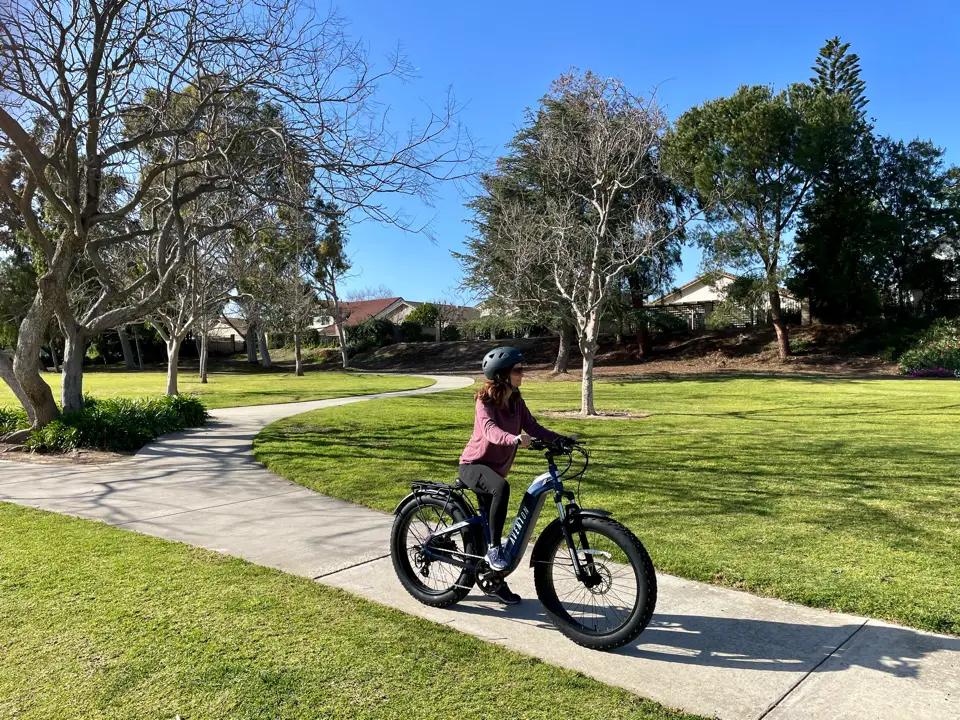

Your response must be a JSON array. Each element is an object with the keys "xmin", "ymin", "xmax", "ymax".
[
  {"xmin": 906, "ymin": 367, "xmax": 960, "ymax": 379},
  {"xmin": 898, "ymin": 318, "xmax": 960, "ymax": 378}
]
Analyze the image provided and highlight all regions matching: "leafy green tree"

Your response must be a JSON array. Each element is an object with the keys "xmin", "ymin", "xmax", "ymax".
[
  {"xmin": 871, "ymin": 138, "xmax": 960, "ymax": 314},
  {"xmin": 811, "ymin": 37, "xmax": 868, "ymax": 118},
  {"xmin": 667, "ymin": 83, "xmax": 853, "ymax": 359},
  {"xmin": 791, "ymin": 37, "xmax": 880, "ymax": 321},
  {"xmin": 304, "ymin": 201, "xmax": 353, "ymax": 368},
  {"xmin": 405, "ymin": 302, "xmax": 439, "ymax": 332},
  {"xmin": 625, "ymin": 244, "xmax": 683, "ymax": 358}
]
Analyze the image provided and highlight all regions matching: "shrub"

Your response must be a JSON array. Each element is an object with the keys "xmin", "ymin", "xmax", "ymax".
[
  {"xmin": 24, "ymin": 395, "xmax": 209, "ymax": 453},
  {"xmin": 841, "ymin": 317, "xmax": 933, "ymax": 360},
  {"xmin": 0, "ymin": 406, "xmax": 29, "ymax": 435},
  {"xmin": 405, "ymin": 302, "xmax": 439, "ymax": 327},
  {"xmin": 399, "ymin": 320, "xmax": 424, "ymax": 342},
  {"xmin": 898, "ymin": 318, "xmax": 960, "ymax": 378},
  {"xmin": 440, "ymin": 325, "xmax": 461, "ymax": 341},
  {"xmin": 345, "ymin": 318, "xmax": 396, "ymax": 353}
]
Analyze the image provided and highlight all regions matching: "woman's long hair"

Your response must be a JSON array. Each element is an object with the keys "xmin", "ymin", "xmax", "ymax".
[{"xmin": 475, "ymin": 379, "xmax": 512, "ymax": 408}]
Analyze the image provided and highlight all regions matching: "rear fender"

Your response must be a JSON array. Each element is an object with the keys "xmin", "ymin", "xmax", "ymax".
[
  {"xmin": 392, "ymin": 486, "xmax": 471, "ymax": 515},
  {"xmin": 393, "ymin": 489, "xmax": 484, "ymax": 550}
]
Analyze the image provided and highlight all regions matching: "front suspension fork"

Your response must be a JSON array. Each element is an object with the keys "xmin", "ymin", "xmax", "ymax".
[{"xmin": 555, "ymin": 492, "xmax": 601, "ymax": 586}]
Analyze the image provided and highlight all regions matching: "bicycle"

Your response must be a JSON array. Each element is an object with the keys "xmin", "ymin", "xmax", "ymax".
[{"xmin": 390, "ymin": 437, "xmax": 657, "ymax": 650}]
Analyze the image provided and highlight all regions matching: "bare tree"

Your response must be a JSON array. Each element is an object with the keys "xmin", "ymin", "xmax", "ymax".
[
  {"xmin": 433, "ymin": 298, "xmax": 467, "ymax": 339},
  {"xmin": 150, "ymin": 225, "xmax": 231, "ymax": 395},
  {"xmin": 345, "ymin": 284, "xmax": 395, "ymax": 302},
  {"xmin": 271, "ymin": 275, "xmax": 320, "ymax": 376},
  {"xmin": 0, "ymin": 0, "xmax": 474, "ymax": 435},
  {"xmin": 500, "ymin": 72, "xmax": 701, "ymax": 415}
]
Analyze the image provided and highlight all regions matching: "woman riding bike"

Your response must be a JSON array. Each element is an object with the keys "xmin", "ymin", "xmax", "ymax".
[{"xmin": 458, "ymin": 346, "xmax": 572, "ymax": 604}]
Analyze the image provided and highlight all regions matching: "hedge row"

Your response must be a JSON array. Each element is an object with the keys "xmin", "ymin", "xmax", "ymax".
[{"xmin": 1, "ymin": 395, "xmax": 208, "ymax": 452}]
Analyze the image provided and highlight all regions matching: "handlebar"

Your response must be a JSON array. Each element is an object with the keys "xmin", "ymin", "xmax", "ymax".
[
  {"xmin": 528, "ymin": 436, "xmax": 589, "ymax": 492},
  {"xmin": 529, "ymin": 436, "xmax": 578, "ymax": 454}
]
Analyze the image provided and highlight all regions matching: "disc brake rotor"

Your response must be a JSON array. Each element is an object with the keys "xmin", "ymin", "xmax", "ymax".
[{"xmin": 584, "ymin": 563, "xmax": 614, "ymax": 595}]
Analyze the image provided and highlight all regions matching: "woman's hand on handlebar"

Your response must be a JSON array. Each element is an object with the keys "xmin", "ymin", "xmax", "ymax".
[
  {"xmin": 528, "ymin": 435, "xmax": 579, "ymax": 452},
  {"xmin": 516, "ymin": 433, "xmax": 533, "ymax": 448}
]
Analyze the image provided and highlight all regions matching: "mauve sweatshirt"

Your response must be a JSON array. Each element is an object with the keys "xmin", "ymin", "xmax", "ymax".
[{"xmin": 458, "ymin": 395, "xmax": 562, "ymax": 478}]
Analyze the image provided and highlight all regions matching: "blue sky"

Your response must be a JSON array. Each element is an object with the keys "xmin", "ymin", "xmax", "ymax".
[{"xmin": 330, "ymin": 0, "xmax": 960, "ymax": 302}]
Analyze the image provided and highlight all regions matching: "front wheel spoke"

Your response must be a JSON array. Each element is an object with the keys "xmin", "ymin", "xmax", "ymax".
[{"xmin": 606, "ymin": 585, "xmax": 636, "ymax": 608}]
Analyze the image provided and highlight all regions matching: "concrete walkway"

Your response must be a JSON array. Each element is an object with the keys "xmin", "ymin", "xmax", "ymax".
[{"xmin": 0, "ymin": 375, "xmax": 956, "ymax": 720}]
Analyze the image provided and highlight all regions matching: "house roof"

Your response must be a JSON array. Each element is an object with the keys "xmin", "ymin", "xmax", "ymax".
[
  {"xmin": 319, "ymin": 297, "xmax": 479, "ymax": 335},
  {"xmin": 341, "ymin": 297, "xmax": 402, "ymax": 325},
  {"xmin": 320, "ymin": 297, "xmax": 404, "ymax": 335},
  {"xmin": 651, "ymin": 272, "xmax": 797, "ymax": 305},
  {"xmin": 650, "ymin": 272, "xmax": 738, "ymax": 305},
  {"xmin": 217, "ymin": 316, "xmax": 249, "ymax": 335}
]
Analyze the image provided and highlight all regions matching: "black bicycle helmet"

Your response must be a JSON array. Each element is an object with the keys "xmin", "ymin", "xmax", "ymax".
[{"xmin": 482, "ymin": 346, "xmax": 524, "ymax": 381}]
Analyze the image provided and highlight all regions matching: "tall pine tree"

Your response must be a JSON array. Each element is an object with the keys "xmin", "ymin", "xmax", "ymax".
[
  {"xmin": 791, "ymin": 37, "xmax": 880, "ymax": 322},
  {"xmin": 811, "ymin": 37, "xmax": 868, "ymax": 118}
]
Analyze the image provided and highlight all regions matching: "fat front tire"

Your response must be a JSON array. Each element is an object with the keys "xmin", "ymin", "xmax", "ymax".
[
  {"xmin": 533, "ymin": 516, "xmax": 657, "ymax": 650},
  {"xmin": 391, "ymin": 496, "xmax": 478, "ymax": 608}
]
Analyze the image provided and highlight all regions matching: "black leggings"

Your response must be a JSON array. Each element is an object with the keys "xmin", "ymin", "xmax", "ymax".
[{"xmin": 458, "ymin": 464, "xmax": 510, "ymax": 547}]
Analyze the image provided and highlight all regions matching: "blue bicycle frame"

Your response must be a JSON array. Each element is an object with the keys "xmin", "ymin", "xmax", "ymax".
[{"xmin": 421, "ymin": 454, "xmax": 571, "ymax": 575}]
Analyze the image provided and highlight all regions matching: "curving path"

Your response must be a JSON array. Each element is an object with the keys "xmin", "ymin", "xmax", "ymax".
[{"xmin": 0, "ymin": 374, "xmax": 956, "ymax": 720}]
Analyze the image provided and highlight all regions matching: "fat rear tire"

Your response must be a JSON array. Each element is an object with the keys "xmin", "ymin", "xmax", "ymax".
[{"xmin": 391, "ymin": 495, "xmax": 478, "ymax": 608}]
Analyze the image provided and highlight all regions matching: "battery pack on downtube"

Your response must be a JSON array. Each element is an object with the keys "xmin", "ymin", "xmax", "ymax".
[{"xmin": 500, "ymin": 471, "xmax": 555, "ymax": 569}]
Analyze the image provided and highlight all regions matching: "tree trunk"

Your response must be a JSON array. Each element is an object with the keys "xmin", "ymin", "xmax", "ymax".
[
  {"xmin": 258, "ymin": 330, "xmax": 272, "ymax": 368},
  {"xmin": 294, "ymin": 332, "xmax": 304, "ymax": 376},
  {"xmin": 166, "ymin": 337, "xmax": 183, "ymax": 396},
  {"xmin": 627, "ymin": 273, "xmax": 653, "ymax": 360},
  {"xmin": 199, "ymin": 332, "xmax": 209, "ymax": 384},
  {"xmin": 118, "ymin": 327, "xmax": 136, "ymax": 370},
  {"xmin": 0, "ymin": 350, "xmax": 37, "ymax": 427},
  {"xmin": 61, "ymin": 330, "xmax": 87, "ymax": 415},
  {"xmin": 49, "ymin": 338, "xmax": 60, "ymax": 373},
  {"xmin": 329, "ymin": 286, "xmax": 349, "ymax": 368},
  {"xmin": 769, "ymin": 291, "xmax": 791, "ymax": 360},
  {"xmin": 636, "ymin": 324, "xmax": 652, "ymax": 360},
  {"xmin": 245, "ymin": 326, "xmax": 258, "ymax": 363},
  {"xmin": 12, "ymin": 294, "xmax": 60, "ymax": 428},
  {"xmin": 578, "ymin": 312, "xmax": 600, "ymax": 416},
  {"xmin": 553, "ymin": 320, "xmax": 572, "ymax": 374},
  {"xmin": 580, "ymin": 337, "xmax": 597, "ymax": 416},
  {"xmin": 133, "ymin": 326, "xmax": 144, "ymax": 370},
  {"xmin": 337, "ymin": 321, "xmax": 349, "ymax": 368}
]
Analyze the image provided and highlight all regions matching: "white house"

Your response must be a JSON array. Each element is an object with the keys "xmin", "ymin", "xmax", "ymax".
[{"xmin": 651, "ymin": 273, "xmax": 802, "ymax": 330}]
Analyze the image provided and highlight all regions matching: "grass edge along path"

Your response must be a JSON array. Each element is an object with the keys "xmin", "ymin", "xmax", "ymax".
[
  {"xmin": 254, "ymin": 378, "xmax": 960, "ymax": 636},
  {"xmin": 0, "ymin": 370, "xmax": 436, "ymax": 411},
  {"xmin": 0, "ymin": 503, "xmax": 700, "ymax": 720}
]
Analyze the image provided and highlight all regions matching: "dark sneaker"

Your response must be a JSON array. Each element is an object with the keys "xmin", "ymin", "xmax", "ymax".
[{"xmin": 488, "ymin": 581, "xmax": 521, "ymax": 605}]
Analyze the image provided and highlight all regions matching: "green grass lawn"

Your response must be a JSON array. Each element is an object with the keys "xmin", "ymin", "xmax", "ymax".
[
  {"xmin": 0, "ymin": 504, "xmax": 697, "ymax": 720},
  {"xmin": 0, "ymin": 370, "xmax": 433, "ymax": 410},
  {"xmin": 254, "ymin": 376, "xmax": 960, "ymax": 635}
]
